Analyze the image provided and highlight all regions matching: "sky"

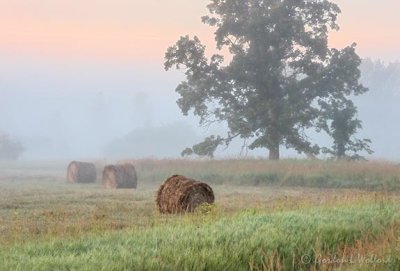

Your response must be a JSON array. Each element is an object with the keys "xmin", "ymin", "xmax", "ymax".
[
  {"xmin": 0, "ymin": 0, "xmax": 399, "ymax": 160},
  {"xmin": 1, "ymin": 0, "xmax": 399, "ymax": 62},
  {"xmin": 0, "ymin": 0, "xmax": 209, "ymax": 62}
]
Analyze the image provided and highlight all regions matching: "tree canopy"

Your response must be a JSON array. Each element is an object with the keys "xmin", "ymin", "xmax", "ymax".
[
  {"xmin": 165, "ymin": 0, "xmax": 370, "ymax": 159},
  {"xmin": 318, "ymin": 99, "xmax": 373, "ymax": 160}
]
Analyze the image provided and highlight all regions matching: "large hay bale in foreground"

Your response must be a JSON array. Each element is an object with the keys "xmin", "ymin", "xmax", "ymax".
[
  {"xmin": 102, "ymin": 164, "xmax": 137, "ymax": 189},
  {"xmin": 156, "ymin": 175, "xmax": 215, "ymax": 214},
  {"xmin": 67, "ymin": 161, "xmax": 97, "ymax": 183}
]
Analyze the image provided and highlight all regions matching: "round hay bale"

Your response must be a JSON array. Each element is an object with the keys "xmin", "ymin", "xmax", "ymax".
[
  {"xmin": 102, "ymin": 163, "xmax": 137, "ymax": 189},
  {"xmin": 156, "ymin": 175, "xmax": 215, "ymax": 214},
  {"xmin": 67, "ymin": 161, "xmax": 97, "ymax": 183}
]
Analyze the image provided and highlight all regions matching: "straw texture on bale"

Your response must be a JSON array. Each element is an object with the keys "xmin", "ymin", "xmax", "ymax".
[
  {"xmin": 67, "ymin": 161, "xmax": 97, "ymax": 183},
  {"xmin": 156, "ymin": 175, "xmax": 215, "ymax": 214},
  {"xmin": 102, "ymin": 163, "xmax": 137, "ymax": 189}
]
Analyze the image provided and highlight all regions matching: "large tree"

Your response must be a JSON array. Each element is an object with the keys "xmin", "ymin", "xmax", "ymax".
[{"xmin": 165, "ymin": 0, "xmax": 367, "ymax": 159}]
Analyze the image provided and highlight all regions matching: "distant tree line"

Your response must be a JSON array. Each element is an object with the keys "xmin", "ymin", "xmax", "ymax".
[
  {"xmin": 360, "ymin": 59, "xmax": 400, "ymax": 97},
  {"xmin": 0, "ymin": 133, "xmax": 25, "ymax": 160}
]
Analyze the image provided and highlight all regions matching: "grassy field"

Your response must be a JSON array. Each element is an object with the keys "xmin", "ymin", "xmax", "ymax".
[{"xmin": 0, "ymin": 159, "xmax": 399, "ymax": 270}]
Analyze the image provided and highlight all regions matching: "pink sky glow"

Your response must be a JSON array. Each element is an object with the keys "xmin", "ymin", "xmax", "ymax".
[{"xmin": 0, "ymin": 0, "xmax": 399, "ymax": 62}]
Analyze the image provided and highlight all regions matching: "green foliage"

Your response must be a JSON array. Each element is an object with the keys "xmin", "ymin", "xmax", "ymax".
[
  {"xmin": 165, "ymin": 0, "xmax": 368, "ymax": 160},
  {"xmin": 317, "ymin": 88, "xmax": 373, "ymax": 160},
  {"xmin": 181, "ymin": 135, "xmax": 224, "ymax": 158}
]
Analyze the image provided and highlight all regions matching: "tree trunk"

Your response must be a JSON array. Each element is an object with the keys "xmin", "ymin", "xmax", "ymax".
[
  {"xmin": 336, "ymin": 143, "xmax": 346, "ymax": 160},
  {"xmin": 268, "ymin": 105, "xmax": 280, "ymax": 160},
  {"xmin": 268, "ymin": 144, "xmax": 280, "ymax": 160}
]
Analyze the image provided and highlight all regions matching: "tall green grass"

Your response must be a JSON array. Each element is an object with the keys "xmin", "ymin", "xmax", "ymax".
[
  {"xmin": 1, "ymin": 201, "xmax": 399, "ymax": 271},
  {"xmin": 2, "ymin": 159, "xmax": 400, "ymax": 190},
  {"xmin": 128, "ymin": 159, "xmax": 400, "ymax": 191}
]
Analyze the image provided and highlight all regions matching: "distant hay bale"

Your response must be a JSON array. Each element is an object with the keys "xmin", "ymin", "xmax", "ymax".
[
  {"xmin": 156, "ymin": 175, "xmax": 215, "ymax": 214},
  {"xmin": 67, "ymin": 161, "xmax": 97, "ymax": 183},
  {"xmin": 102, "ymin": 163, "xmax": 137, "ymax": 189}
]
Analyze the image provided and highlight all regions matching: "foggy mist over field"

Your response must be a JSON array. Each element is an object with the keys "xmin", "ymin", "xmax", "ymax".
[
  {"xmin": 1, "ymin": 0, "xmax": 400, "ymax": 162},
  {"xmin": 1, "ymin": 55, "xmax": 400, "ymax": 161},
  {"xmin": 0, "ymin": 57, "xmax": 194, "ymax": 159}
]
